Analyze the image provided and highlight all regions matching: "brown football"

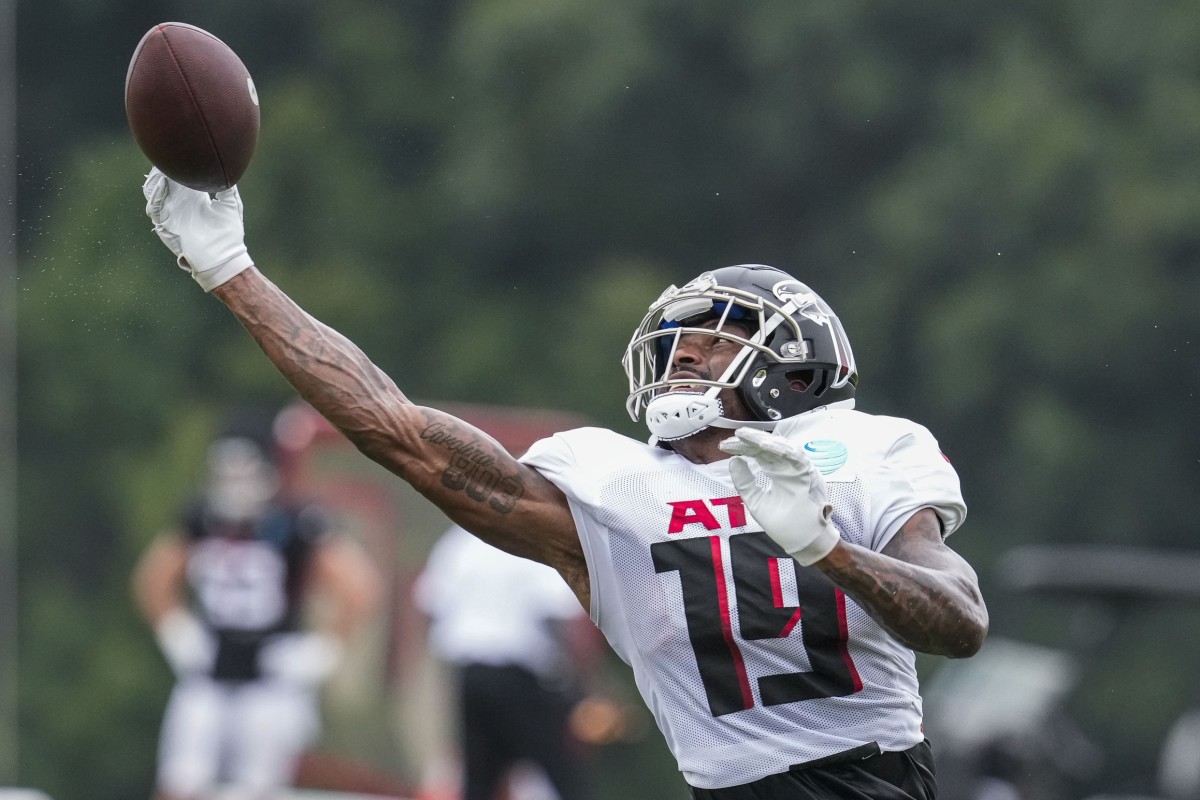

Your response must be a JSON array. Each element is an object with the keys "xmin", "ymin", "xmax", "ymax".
[{"xmin": 125, "ymin": 22, "xmax": 260, "ymax": 192}]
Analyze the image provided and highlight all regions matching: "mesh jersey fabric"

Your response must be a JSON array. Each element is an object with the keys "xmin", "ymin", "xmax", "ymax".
[{"xmin": 520, "ymin": 403, "xmax": 965, "ymax": 789}]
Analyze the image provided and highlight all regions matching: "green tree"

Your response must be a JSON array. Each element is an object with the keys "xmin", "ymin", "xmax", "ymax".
[{"xmin": 16, "ymin": 1, "xmax": 1200, "ymax": 797}]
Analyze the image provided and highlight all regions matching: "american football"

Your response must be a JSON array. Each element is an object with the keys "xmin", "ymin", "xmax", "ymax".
[{"xmin": 125, "ymin": 22, "xmax": 260, "ymax": 193}]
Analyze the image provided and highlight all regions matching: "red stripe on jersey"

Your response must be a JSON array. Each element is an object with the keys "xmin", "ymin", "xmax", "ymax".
[
  {"xmin": 769, "ymin": 558, "xmax": 784, "ymax": 607},
  {"xmin": 768, "ymin": 558, "xmax": 802, "ymax": 637},
  {"xmin": 711, "ymin": 536, "xmax": 754, "ymax": 711},
  {"xmin": 834, "ymin": 588, "xmax": 863, "ymax": 692}
]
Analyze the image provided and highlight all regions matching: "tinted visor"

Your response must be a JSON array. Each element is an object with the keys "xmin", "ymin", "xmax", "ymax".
[{"xmin": 653, "ymin": 301, "xmax": 757, "ymax": 376}]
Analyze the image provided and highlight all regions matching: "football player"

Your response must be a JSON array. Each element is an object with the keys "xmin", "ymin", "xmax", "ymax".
[
  {"xmin": 416, "ymin": 524, "xmax": 600, "ymax": 800},
  {"xmin": 140, "ymin": 169, "xmax": 987, "ymax": 800},
  {"xmin": 132, "ymin": 421, "xmax": 383, "ymax": 800}
]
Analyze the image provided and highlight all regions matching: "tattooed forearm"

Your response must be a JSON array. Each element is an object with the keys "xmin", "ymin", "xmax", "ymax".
[
  {"xmin": 216, "ymin": 274, "xmax": 528, "ymax": 513},
  {"xmin": 209, "ymin": 269, "xmax": 586, "ymax": 594},
  {"xmin": 213, "ymin": 270, "xmax": 412, "ymax": 456},
  {"xmin": 816, "ymin": 516, "xmax": 988, "ymax": 658},
  {"xmin": 421, "ymin": 421, "xmax": 526, "ymax": 513}
]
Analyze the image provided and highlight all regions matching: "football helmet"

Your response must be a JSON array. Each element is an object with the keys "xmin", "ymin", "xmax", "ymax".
[
  {"xmin": 623, "ymin": 264, "xmax": 857, "ymax": 441},
  {"xmin": 204, "ymin": 436, "xmax": 280, "ymax": 523}
]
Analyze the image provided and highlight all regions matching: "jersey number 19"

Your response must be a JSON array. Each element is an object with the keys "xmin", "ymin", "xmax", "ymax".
[{"xmin": 652, "ymin": 531, "xmax": 863, "ymax": 717}]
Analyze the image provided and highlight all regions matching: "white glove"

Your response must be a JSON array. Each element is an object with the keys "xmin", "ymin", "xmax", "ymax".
[
  {"xmin": 142, "ymin": 167, "xmax": 254, "ymax": 292},
  {"xmin": 155, "ymin": 608, "xmax": 217, "ymax": 677},
  {"xmin": 258, "ymin": 632, "xmax": 343, "ymax": 688},
  {"xmin": 719, "ymin": 427, "xmax": 841, "ymax": 566}
]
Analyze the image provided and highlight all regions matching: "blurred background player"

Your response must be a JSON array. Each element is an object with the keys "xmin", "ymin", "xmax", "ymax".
[
  {"xmin": 131, "ymin": 416, "xmax": 384, "ymax": 800},
  {"xmin": 415, "ymin": 524, "xmax": 604, "ymax": 800}
]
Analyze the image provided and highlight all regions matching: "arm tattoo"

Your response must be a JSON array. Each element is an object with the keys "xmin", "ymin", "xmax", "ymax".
[
  {"xmin": 420, "ymin": 421, "xmax": 525, "ymax": 514},
  {"xmin": 214, "ymin": 273, "xmax": 530, "ymax": 517},
  {"xmin": 212, "ymin": 272, "xmax": 586, "ymax": 594},
  {"xmin": 816, "ymin": 515, "xmax": 987, "ymax": 658}
]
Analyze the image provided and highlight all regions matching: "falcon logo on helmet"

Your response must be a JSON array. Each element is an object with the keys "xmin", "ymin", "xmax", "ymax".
[{"xmin": 622, "ymin": 264, "xmax": 858, "ymax": 441}]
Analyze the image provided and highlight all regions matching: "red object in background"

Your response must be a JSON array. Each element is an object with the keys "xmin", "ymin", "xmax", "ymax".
[{"xmin": 295, "ymin": 750, "xmax": 415, "ymax": 798}]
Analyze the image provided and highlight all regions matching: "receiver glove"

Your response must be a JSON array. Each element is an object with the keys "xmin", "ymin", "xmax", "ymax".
[
  {"xmin": 143, "ymin": 167, "xmax": 253, "ymax": 292},
  {"xmin": 155, "ymin": 608, "xmax": 217, "ymax": 678},
  {"xmin": 720, "ymin": 427, "xmax": 841, "ymax": 566}
]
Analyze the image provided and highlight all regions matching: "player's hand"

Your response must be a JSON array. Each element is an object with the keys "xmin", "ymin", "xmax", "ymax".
[
  {"xmin": 155, "ymin": 608, "xmax": 217, "ymax": 678},
  {"xmin": 142, "ymin": 167, "xmax": 254, "ymax": 292},
  {"xmin": 258, "ymin": 632, "xmax": 343, "ymax": 688},
  {"xmin": 719, "ymin": 427, "xmax": 841, "ymax": 566}
]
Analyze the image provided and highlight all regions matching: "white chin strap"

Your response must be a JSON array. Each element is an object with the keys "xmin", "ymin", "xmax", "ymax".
[{"xmin": 645, "ymin": 389, "xmax": 776, "ymax": 442}]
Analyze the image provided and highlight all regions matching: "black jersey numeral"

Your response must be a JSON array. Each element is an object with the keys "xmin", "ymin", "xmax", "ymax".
[{"xmin": 651, "ymin": 531, "xmax": 862, "ymax": 717}]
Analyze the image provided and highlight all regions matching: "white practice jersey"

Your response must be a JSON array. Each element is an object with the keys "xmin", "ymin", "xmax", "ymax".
[
  {"xmin": 520, "ymin": 401, "xmax": 966, "ymax": 789},
  {"xmin": 415, "ymin": 524, "xmax": 584, "ymax": 678}
]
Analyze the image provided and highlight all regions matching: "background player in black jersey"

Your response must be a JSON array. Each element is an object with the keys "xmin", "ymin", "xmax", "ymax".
[
  {"xmin": 131, "ymin": 421, "xmax": 384, "ymax": 800},
  {"xmin": 138, "ymin": 170, "xmax": 987, "ymax": 799}
]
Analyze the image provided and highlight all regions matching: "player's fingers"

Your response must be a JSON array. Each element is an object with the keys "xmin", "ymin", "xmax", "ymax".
[
  {"xmin": 726, "ymin": 433, "xmax": 803, "ymax": 478},
  {"xmin": 722, "ymin": 428, "xmax": 792, "ymax": 462},
  {"xmin": 720, "ymin": 427, "xmax": 775, "ymax": 457},
  {"xmin": 213, "ymin": 185, "xmax": 239, "ymax": 203},
  {"xmin": 718, "ymin": 435, "xmax": 755, "ymax": 457},
  {"xmin": 741, "ymin": 427, "xmax": 800, "ymax": 459},
  {"xmin": 212, "ymin": 186, "xmax": 245, "ymax": 220},
  {"xmin": 143, "ymin": 168, "xmax": 169, "ymax": 213},
  {"xmin": 727, "ymin": 456, "xmax": 761, "ymax": 496},
  {"xmin": 734, "ymin": 426, "xmax": 771, "ymax": 447}
]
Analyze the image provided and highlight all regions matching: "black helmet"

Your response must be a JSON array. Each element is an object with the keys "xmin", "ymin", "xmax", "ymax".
[{"xmin": 623, "ymin": 264, "xmax": 857, "ymax": 440}]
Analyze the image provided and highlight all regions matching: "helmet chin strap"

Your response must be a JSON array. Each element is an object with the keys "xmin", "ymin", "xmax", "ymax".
[
  {"xmin": 645, "ymin": 390, "xmax": 722, "ymax": 441},
  {"xmin": 645, "ymin": 388, "xmax": 776, "ymax": 442}
]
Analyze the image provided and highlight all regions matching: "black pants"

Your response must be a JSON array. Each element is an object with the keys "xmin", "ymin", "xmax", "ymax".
[
  {"xmin": 689, "ymin": 741, "xmax": 937, "ymax": 800},
  {"xmin": 459, "ymin": 663, "xmax": 591, "ymax": 800}
]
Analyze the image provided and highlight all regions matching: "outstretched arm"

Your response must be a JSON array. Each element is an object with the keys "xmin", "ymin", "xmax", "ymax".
[
  {"xmin": 210, "ymin": 271, "xmax": 579, "ymax": 574},
  {"xmin": 141, "ymin": 171, "xmax": 587, "ymax": 602}
]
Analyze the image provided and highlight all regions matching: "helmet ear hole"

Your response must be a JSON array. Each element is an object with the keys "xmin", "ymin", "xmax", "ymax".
[{"xmin": 786, "ymin": 370, "xmax": 814, "ymax": 392}]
